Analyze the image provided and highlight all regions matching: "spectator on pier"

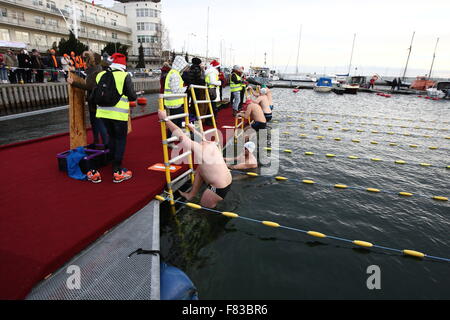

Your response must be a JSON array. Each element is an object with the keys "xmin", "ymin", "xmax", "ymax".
[
  {"xmin": 182, "ymin": 57, "xmax": 205, "ymax": 115},
  {"xmin": 205, "ymin": 60, "xmax": 222, "ymax": 120},
  {"xmin": 31, "ymin": 49, "xmax": 44, "ymax": 83},
  {"xmin": 397, "ymin": 77, "xmax": 402, "ymax": 90},
  {"xmin": 369, "ymin": 77, "xmax": 375, "ymax": 90},
  {"xmin": 0, "ymin": 53, "xmax": 8, "ymax": 83},
  {"xmin": 163, "ymin": 56, "xmax": 189, "ymax": 142},
  {"xmin": 47, "ymin": 49, "xmax": 60, "ymax": 82},
  {"xmin": 60, "ymin": 54, "xmax": 71, "ymax": 80},
  {"xmin": 159, "ymin": 61, "xmax": 171, "ymax": 93},
  {"xmin": 4, "ymin": 50, "xmax": 18, "ymax": 84},
  {"xmin": 67, "ymin": 51, "xmax": 108, "ymax": 147},
  {"xmin": 218, "ymin": 68, "xmax": 227, "ymax": 102},
  {"xmin": 17, "ymin": 49, "xmax": 32, "ymax": 84}
]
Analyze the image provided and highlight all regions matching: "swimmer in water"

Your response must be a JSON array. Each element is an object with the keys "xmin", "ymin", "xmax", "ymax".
[
  {"xmin": 158, "ymin": 109, "xmax": 232, "ymax": 208},
  {"xmin": 225, "ymin": 141, "xmax": 258, "ymax": 170}
]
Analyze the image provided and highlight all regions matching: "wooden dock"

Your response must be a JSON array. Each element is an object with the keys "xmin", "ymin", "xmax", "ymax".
[{"xmin": 0, "ymin": 79, "xmax": 160, "ymax": 116}]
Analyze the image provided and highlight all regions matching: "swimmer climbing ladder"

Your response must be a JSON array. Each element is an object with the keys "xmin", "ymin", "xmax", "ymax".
[
  {"xmin": 189, "ymin": 85, "xmax": 221, "ymax": 144},
  {"xmin": 159, "ymin": 94, "xmax": 195, "ymax": 206}
]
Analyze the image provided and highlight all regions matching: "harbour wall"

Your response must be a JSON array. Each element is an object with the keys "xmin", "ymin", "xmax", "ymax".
[{"xmin": 0, "ymin": 79, "xmax": 160, "ymax": 116}]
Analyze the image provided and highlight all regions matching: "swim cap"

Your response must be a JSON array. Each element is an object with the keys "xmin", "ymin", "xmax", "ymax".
[
  {"xmin": 260, "ymin": 88, "xmax": 268, "ymax": 94},
  {"xmin": 244, "ymin": 142, "xmax": 256, "ymax": 153}
]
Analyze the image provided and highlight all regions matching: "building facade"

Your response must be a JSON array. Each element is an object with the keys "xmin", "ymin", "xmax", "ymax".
[
  {"xmin": 0, "ymin": 0, "xmax": 132, "ymax": 54},
  {"xmin": 113, "ymin": 0, "xmax": 162, "ymax": 68}
]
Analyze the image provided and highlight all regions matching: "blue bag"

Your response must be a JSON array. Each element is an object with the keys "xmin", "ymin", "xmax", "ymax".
[{"xmin": 67, "ymin": 147, "xmax": 87, "ymax": 181}]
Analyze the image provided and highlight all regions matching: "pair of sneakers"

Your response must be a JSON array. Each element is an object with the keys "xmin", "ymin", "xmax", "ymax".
[{"xmin": 87, "ymin": 168, "xmax": 133, "ymax": 184}]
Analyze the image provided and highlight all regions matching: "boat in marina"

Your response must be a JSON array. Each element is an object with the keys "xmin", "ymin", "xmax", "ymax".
[
  {"xmin": 411, "ymin": 76, "xmax": 435, "ymax": 90},
  {"xmin": 313, "ymin": 77, "xmax": 333, "ymax": 92},
  {"xmin": 426, "ymin": 81, "xmax": 450, "ymax": 99},
  {"xmin": 341, "ymin": 83, "xmax": 359, "ymax": 94}
]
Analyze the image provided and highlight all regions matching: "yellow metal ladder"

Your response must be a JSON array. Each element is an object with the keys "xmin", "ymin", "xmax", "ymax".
[
  {"xmin": 158, "ymin": 93, "xmax": 195, "ymax": 206},
  {"xmin": 189, "ymin": 85, "xmax": 221, "ymax": 144}
]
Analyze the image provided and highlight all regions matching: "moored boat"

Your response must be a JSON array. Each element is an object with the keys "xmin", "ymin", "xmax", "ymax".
[
  {"xmin": 313, "ymin": 77, "xmax": 333, "ymax": 93},
  {"xmin": 426, "ymin": 81, "xmax": 450, "ymax": 99}
]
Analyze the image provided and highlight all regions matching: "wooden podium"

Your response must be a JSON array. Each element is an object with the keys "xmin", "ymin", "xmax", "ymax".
[{"xmin": 68, "ymin": 72, "xmax": 87, "ymax": 149}]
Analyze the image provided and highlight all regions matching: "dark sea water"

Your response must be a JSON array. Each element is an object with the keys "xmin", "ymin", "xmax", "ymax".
[{"xmin": 160, "ymin": 88, "xmax": 450, "ymax": 300}]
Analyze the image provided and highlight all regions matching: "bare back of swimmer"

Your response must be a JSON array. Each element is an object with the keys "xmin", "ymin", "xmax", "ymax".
[{"xmin": 158, "ymin": 110, "xmax": 232, "ymax": 208}]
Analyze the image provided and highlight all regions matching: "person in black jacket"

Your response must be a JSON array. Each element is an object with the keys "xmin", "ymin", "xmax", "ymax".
[
  {"xmin": 17, "ymin": 49, "xmax": 32, "ymax": 83},
  {"xmin": 30, "ymin": 49, "xmax": 44, "ymax": 83},
  {"xmin": 182, "ymin": 57, "xmax": 206, "ymax": 116}
]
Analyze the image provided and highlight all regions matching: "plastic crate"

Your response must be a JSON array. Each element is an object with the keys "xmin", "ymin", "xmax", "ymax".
[{"xmin": 56, "ymin": 145, "xmax": 110, "ymax": 174}]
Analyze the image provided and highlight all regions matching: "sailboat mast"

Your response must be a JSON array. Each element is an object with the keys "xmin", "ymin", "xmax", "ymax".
[
  {"xmin": 428, "ymin": 37, "xmax": 439, "ymax": 79},
  {"xmin": 402, "ymin": 31, "xmax": 415, "ymax": 80},
  {"xmin": 206, "ymin": 6, "xmax": 210, "ymax": 60},
  {"xmin": 347, "ymin": 33, "xmax": 356, "ymax": 75},
  {"xmin": 295, "ymin": 25, "xmax": 302, "ymax": 74}
]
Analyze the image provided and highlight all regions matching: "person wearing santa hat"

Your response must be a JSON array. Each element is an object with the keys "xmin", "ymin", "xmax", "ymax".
[
  {"xmin": 204, "ymin": 59, "xmax": 222, "ymax": 123},
  {"xmin": 92, "ymin": 52, "xmax": 137, "ymax": 184}
]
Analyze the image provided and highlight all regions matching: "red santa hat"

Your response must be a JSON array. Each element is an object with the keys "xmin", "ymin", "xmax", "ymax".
[
  {"xmin": 210, "ymin": 59, "xmax": 220, "ymax": 68},
  {"xmin": 109, "ymin": 53, "xmax": 127, "ymax": 70}
]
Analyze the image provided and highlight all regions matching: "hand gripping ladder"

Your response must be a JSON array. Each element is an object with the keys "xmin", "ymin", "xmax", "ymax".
[
  {"xmin": 189, "ymin": 85, "xmax": 221, "ymax": 144},
  {"xmin": 158, "ymin": 93, "xmax": 195, "ymax": 206}
]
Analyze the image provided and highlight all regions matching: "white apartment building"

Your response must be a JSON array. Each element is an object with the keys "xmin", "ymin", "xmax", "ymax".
[
  {"xmin": 0, "ymin": 0, "xmax": 132, "ymax": 54},
  {"xmin": 112, "ymin": 0, "xmax": 162, "ymax": 68}
]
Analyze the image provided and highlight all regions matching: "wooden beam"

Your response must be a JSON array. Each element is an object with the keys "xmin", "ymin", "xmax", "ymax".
[{"xmin": 68, "ymin": 72, "xmax": 87, "ymax": 149}]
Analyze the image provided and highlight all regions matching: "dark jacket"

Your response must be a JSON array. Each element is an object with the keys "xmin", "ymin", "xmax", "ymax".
[
  {"xmin": 17, "ymin": 53, "xmax": 32, "ymax": 68},
  {"xmin": 30, "ymin": 55, "xmax": 44, "ymax": 69},
  {"xmin": 72, "ymin": 65, "xmax": 102, "ymax": 92},
  {"xmin": 122, "ymin": 73, "xmax": 137, "ymax": 102},
  {"xmin": 182, "ymin": 64, "xmax": 205, "ymax": 86},
  {"xmin": 231, "ymin": 72, "xmax": 243, "ymax": 84},
  {"xmin": 159, "ymin": 65, "xmax": 171, "ymax": 93}
]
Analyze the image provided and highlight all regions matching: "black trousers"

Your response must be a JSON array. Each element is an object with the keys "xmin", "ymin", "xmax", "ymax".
[{"xmin": 101, "ymin": 118, "xmax": 128, "ymax": 173}]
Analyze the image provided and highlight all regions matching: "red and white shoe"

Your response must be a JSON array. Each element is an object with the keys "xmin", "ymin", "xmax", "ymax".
[
  {"xmin": 87, "ymin": 170, "xmax": 102, "ymax": 184},
  {"xmin": 113, "ymin": 168, "xmax": 133, "ymax": 183}
]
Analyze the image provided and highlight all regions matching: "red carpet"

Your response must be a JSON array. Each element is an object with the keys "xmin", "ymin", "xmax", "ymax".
[{"xmin": 0, "ymin": 106, "xmax": 235, "ymax": 299}]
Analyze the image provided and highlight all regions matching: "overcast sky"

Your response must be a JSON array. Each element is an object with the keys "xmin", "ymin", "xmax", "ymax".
[{"xmin": 105, "ymin": 0, "xmax": 450, "ymax": 77}]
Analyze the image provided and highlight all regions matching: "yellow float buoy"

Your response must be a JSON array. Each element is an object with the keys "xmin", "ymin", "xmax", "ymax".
[
  {"xmin": 419, "ymin": 163, "xmax": 431, "ymax": 167},
  {"xmin": 307, "ymin": 231, "xmax": 326, "ymax": 238},
  {"xmin": 275, "ymin": 176, "xmax": 288, "ymax": 181},
  {"xmin": 432, "ymin": 196, "xmax": 448, "ymax": 201},
  {"xmin": 155, "ymin": 195, "xmax": 166, "ymax": 201},
  {"xmin": 352, "ymin": 139, "xmax": 360, "ymax": 143},
  {"xmin": 334, "ymin": 137, "xmax": 342, "ymax": 141},
  {"xmin": 326, "ymin": 154, "xmax": 336, "ymax": 158},
  {"xmin": 370, "ymin": 141, "xmax": 379, "ymax": 145},
  {"xmin": 305, "ymin": 152, "xmax": 314, "ymax": 155},
  {"xmin": 367, "ymin": 188, "xmax": 381, "ymax": 193},
  {"xmin": 429, "ymin": 146, "xmax": 439, "ymax": 150},
  {"xmin": 334, "ymin": 184, "xmax": 348, "ymax": 189},
  {"xmin": 353, "ymin": 240, "xmax": 374, "ymax": 248},
  {"xmin": 222, "ymin": 212, "xmax": 239, "ymax": 218},
  {"xmin": 246, "ymin": 172, "xmax": 259, "ymax": 177},
  {"xmin": 186, "ymin": 202, "xmax": 202, "ymax": 209},
  {"xmin": 302, "ymin": 179, "xmax": 315, "ymax": 184},
  {"xmin": 403, "ymin": 250, "xmax": 425, "ymax": 259},
  {"xmin": 395, "ymin": 160, "xmax": 406, "ymax": 164},
  {"xmin": 371, "ymin": 158, "xmax": 382, "ymax": 162},
  {"xmin": 263, "ymin": 221, "xmax": 280, "ymax": 228},
  {"xmin": 348, "ymin": 155, "xmax": 359, "ymax": 159},
  {"xmin": 399, "ymin": 192, "xmax": 413, "ymax": 197}
]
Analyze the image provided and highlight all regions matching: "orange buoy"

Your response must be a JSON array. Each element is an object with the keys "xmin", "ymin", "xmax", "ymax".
[
  {"xmin": 425, "ymin": 96, "xmax": 431, "ymax": 99},
  {"xmin": 137, "ymin": 97, "xmax": 147, "ymax": 105},
  {"xmin": 417, "ymin": 95, "xmax": 422, "ymax": 98},
  {"xmin": 129, "ymin": 101, "xmax": 137, "ymax": 108},
  {"xmin": 293, "ymin": 89, "xmax": 299, "ymax": 93}
]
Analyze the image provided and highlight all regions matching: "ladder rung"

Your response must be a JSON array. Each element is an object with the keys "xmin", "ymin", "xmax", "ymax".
[
  {"xmin": 163, "ymin": 136, "xmax": 179, "ymax": 144},
  {"xmin": 169, "ymin": 169, "xmax": 194, "ymax": 186},
  {"xmin": 198, "ymin": 114, "xmax": 213, "ymax": 120},
  {"xmin": 167, "ymin": 113, "xmax": 188, "ymax": 121},
  {"xmin": 190, "ymin": 85, "xmax": 208, "ymax": 89},
  {"xmin": 203, "ymin": 128, "xmax": 217, "ymax": 136},
  {"xmin": 160, "ymin": 93, "xmax": 187, "ymax": 99},
  {"xmin": 195, "ymin": 100, "xmax": 211, "ymax": 104},
  {"xmin": 169, "ymin": 151, "xmax": 192, "ymax": 164}
]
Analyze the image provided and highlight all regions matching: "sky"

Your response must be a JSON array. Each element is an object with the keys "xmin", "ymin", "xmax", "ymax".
[{"xmin": 103, "ymin": 0, "xmax": 450, "ymax": 77}]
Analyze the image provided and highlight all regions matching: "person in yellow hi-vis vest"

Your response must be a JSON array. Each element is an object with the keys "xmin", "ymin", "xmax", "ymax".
[
  {"xmin": 230, "ymin": 65, "xmax": 244, "ymax": 115},
  {"xmin": 164, "ymin": 55, "xmax": 189, "ymax": 144},
  {"xmin": 90, "ymin": 53, "xmax": 137, "ymax": 184}
]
